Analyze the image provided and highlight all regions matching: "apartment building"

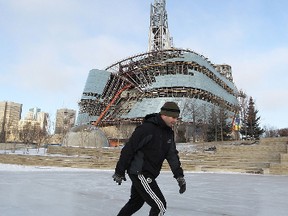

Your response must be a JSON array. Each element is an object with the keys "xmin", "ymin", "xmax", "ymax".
[
  {"xmin": 0, "ymin": 101, "xmax": 22, "ymax": 142},
  {"xmin": 54, "ymin": 108, "xmax": 76, "ymax": 134},
  {"xmin": 19, "ymin": 107, "xmax": 49, "ymax": 132}
]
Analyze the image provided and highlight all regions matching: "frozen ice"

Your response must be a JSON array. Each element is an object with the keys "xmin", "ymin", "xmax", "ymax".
[{"xmin": 0, "ymin": 164, "xmax": 288, "ymax": 216}]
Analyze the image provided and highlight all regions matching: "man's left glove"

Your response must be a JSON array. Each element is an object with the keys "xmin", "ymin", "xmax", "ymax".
[
  {"xmin": 177, "ymin": 177, "xmax": 186, "ymax": 194},
  {"xmin": 112, "ymin": 173, "xmax": 127, "ymax": 185}
]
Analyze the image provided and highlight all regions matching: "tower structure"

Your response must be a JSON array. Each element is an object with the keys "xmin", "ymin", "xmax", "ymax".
[{"xmin": 148, "ymin": 0, "xmax": 172, "ymax": 51}]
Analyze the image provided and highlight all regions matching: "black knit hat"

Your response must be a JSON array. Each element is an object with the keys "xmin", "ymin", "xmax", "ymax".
[{"xmin": 160, "ymin": 102, "xmax": 180, "ymax": 118}]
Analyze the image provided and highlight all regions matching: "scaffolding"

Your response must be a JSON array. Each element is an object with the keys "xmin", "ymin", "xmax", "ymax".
[
  {"xmin": 77, "ymin": 0, "xmax": 240, "ymax": 127},
  {"xmin": 78, "ymin": 48, "xmax": 239, "ymax": 126}
]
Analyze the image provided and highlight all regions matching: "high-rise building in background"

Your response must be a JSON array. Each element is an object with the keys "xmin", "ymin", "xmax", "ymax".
[
  {"xmin": 1, "ymin": 101, "xmax": 76, "ymax": 143},
  {"xmin": 0, "ymin": 101, "xmax": 22, "ymax": 142},
  {"xmin": 36, "ymin": 112, "xmax": 49, "ymax": 130},
  {"xmin": 25, "ymin": 107, "xmax": 41, "ymax": 120},
  {"xmin": 54, "ymin": 108, "xmax": 76, "ymax": 134},
  {"xmin": 19, "ymin": 107, "xmax": 49, "ymax": 132}
]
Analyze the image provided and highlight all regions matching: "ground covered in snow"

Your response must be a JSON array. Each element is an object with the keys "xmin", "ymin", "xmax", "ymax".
[{"xmin": 0, "ymin": 164, "xmax": 288, "ymax": 216}]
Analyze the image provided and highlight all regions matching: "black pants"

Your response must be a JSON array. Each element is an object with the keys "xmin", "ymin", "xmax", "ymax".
[{"xmin": 117, "ymin": 174, "xmax": 166, "ymax": 216}]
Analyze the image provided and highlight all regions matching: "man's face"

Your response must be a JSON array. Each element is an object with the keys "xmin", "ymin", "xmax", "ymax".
[{"xmin": 161, "ymin": 115, "xmax": 178, "ymax": 128}]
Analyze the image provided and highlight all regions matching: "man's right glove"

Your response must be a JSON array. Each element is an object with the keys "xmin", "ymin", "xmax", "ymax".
[
  {"xmin": 112, "ymin": 173, "xmax": 126, "ymax": 185},
  {"xmin": 177, "ymin": 177, "xmax": 186, "ymax": 194}
]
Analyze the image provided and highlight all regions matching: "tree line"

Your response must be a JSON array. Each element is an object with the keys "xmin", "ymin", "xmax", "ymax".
[
  {"xmin": 0, "ymin": 116, "xmax": 54, "ymax": 151},
  {"xmin": 175, "ymin": 90, "xmax": 287, "ymax": 142}
]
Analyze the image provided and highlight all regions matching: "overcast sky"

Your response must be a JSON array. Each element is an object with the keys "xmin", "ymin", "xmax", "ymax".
[{"xmin": 1, "ymin": 0, "xmax": 287, "ymax": 129}]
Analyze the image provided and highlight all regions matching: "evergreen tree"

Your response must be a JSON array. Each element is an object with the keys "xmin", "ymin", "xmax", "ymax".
[{"xmin": 240, "ymin": 97, "xmax": 264, "ymax": 139}]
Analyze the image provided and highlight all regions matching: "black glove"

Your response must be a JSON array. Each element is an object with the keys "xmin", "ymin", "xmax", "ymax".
[
  {"xmin": 177, "ymin": 177, "xmax": 186, "ymax": 194},
  {"xmin": 112, "ymin": 173, "xmax": 126, "ymax": 185}
]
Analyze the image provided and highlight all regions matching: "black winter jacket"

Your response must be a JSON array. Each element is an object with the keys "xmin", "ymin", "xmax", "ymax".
[{"xmin": 115, "ymin": 113, "xmax": 184, "ymax": 179}]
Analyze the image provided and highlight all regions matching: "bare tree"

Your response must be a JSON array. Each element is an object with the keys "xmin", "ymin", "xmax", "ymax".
[
  {"xmin": 34, "ymin": 125, "xmax": 48, "ymax": 153},
  {"xmin": 19, "ymin": 122, "xmax": 39, "ymax": 153},
  {"xmin": 181, "ymin": 99, "xmax": 202, "ymax": 142},
  {"xmin": 9, "ymin": 124, "xmax": 20, "ymax": 153},
  {"xmin": 279, "ymin": 128, "xmax": 288, "ymax": 137},
  {"xmin": 263, "ymin": 125, "xmax": 279, "ymax": 138},
  {"xmin": 207, "ymin": 105, "xmax": 218, "ymax": 142},
  {"xmin": 217, "ymin": 102, "xmax": 232, "ymax": 141}
]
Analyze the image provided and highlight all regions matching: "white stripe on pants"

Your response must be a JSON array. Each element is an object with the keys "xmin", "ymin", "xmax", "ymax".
[{"xmin": 138, "ymin": 174, "xmax": 166, "ymax": 215}]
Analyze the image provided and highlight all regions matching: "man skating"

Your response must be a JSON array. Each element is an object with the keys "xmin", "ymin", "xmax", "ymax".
[{"xmin": 113, "ymin": 101, "xmax": 186, "ymax": 216}]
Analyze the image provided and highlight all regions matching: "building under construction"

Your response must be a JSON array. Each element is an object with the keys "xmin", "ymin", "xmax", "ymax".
[{"xmin": 76, "ymin": 0, "xmax": 239, "ymax": 140}]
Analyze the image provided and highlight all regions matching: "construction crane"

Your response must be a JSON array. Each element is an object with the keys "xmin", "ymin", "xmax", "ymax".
[{"xmin": 93, "ymin": 84, "xmax": 131, "ymax": 126}]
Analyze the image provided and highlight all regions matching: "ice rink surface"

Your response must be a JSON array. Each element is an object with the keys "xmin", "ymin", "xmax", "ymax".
[{"xmin": 0, "ymin": 164, "xmax": 288, "ymax": 216}]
